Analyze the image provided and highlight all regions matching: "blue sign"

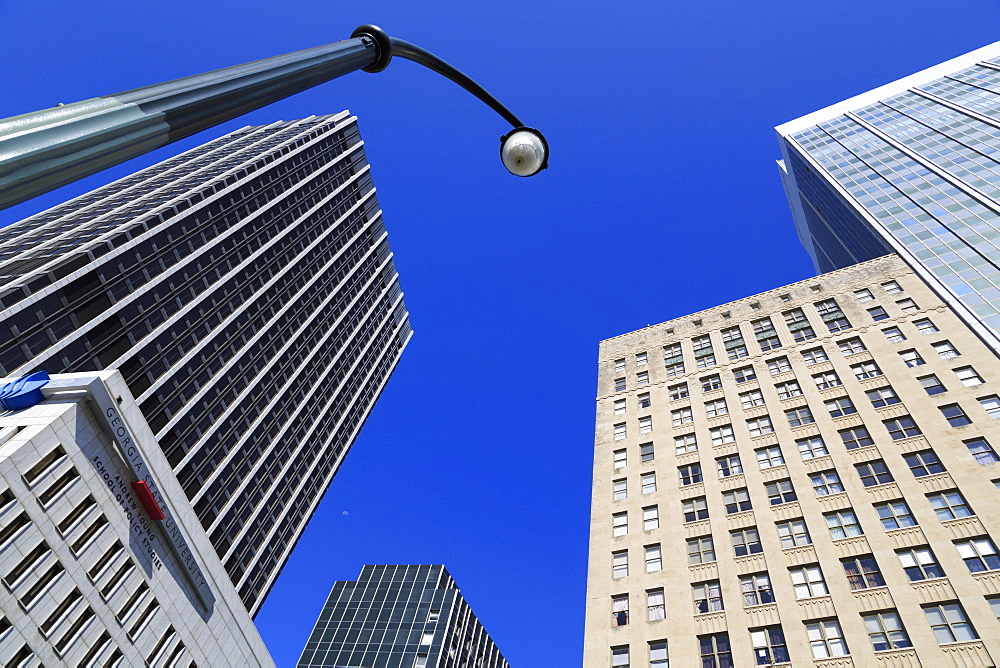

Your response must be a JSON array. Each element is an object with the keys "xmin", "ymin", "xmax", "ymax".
[{"xmin": 0, "ymin": 371, "xmax": 50, "ymax": 410}]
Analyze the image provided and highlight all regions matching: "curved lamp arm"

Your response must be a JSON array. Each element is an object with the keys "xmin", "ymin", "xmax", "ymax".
[{"xmin": 0, "ymin": 24, "xmax": 547, "ymax": 211}]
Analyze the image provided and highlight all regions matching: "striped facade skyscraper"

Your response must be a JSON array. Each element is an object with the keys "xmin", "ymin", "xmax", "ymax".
[
  {"xmin": 777, "ymin": 41, "xmax": 1000, "ymax": 353},
  {"xmin": 0, "ymin": 111, "xmax": 412, "ymax": 614}
]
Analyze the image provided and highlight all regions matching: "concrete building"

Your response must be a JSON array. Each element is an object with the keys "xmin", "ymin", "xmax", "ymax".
[
  {"xmin": 776, "ymin": 41, "xmax": 1000, "ymax": 352},
  {"xmin": 585, "ymin": 254, "xmax": 1000, "ymax": 667},
  {"xmin": 0, "ymin": 112, "xmax": 411, "ymax": 614},
  {"xmin": 0, "ymin": 370, "xmax": 272, "ymax": 667},
  {"xmin": 297, "ymin": 565, "xmax": 508, "ymax": 668}
]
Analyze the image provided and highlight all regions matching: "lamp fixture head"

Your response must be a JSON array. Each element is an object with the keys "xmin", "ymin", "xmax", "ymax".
[{"xmin": 500, "ymin": 127, "xmax": 548, "ymax": 177}]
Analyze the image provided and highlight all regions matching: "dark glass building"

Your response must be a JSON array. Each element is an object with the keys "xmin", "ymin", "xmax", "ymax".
[
  {"xmin": 0, "ymin": 112, "xmax": 412, "ymax": 614},
  {"xmin": 776, "ymin": 41, "xmax": 1000, "ymax": 352},
  {"xmin": 297, "ymin": 565, "xmax": 509, "ymax": 668}
]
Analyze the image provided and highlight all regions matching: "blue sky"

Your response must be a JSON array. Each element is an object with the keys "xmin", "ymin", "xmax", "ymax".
[{"xmin": 3, "ymin": 1, "xmax": 1000, "ymax": 665}]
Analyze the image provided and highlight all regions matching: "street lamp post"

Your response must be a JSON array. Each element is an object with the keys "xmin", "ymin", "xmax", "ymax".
[{"xmin": 0, "ymin": 24, "xmax": 548, "ymax": 212}]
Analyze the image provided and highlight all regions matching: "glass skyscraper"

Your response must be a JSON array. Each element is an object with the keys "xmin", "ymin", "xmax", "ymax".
[
  {"xmin": 297, "ymin": 565, "xmax": 509, "ymax": 668},
  {"xmin": 777, "ymin": 41, "xmax": 1000, "ymax": 351},
  {"xmin": 0, "ymin": 112, "xmax": 412, "ymax": 615}
]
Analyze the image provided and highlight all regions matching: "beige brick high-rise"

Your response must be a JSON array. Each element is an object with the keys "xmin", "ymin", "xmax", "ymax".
[{"xmin": 585, "ymin": 254, "xmax": 1000, "ymax": 668}]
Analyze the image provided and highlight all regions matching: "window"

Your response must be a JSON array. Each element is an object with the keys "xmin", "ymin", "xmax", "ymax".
[
  {"xmin": 817, "ymin": 298, "xmax": 852, "ymax": 332},
  {"xmin": 723, "ymin": 488, "xmax": 752, "ymax": 514},
  {"xmin": 802, "ymin": 347, "xmax": 828, "ymax": 365},
  {"xmin": 765, "ymin": 479, "xmax": 796, "ymax": 505},
  {"xmin": 856, "ymin": 460, "xmax": 894, "ymax": 487},
  {"xmin": 693, "ymin": 335, "xmax": 716, "ymax": 369},
  {"xmin": 612, "ymin": 595, "xmax": 629, "ymax": 626},
  {"xmin": 777, "ymin": 518, "xmax": 811, "ymax": 548},
  {"xmin": 756, "ymin": 445, "xmax": 784, "ymax": 469},
  {"xmin": 638, "ymin": 392, "xmax": 651, "ymax": 409},
  {"xmin": 615, "ymin": 378, "xmax": 627, "ymax": 392},
  {"xmin": 785, "ymin": 406, "xmax": 815, "ymax": 427},
  {"xmin": 683, "ymin": 497, "xmax": 709, "ymax": 522},
  {"xmin": 883, "ymin": 326, "xmax": 906, "ymax": 343},
  {"xmin": 868, "ymin": 306, "xmax": 889, "ymax": 321},
  {"xmin": 826, "ymin": 510, "xmax": 863, "ymax": 539},
  {"xmin": 790, "ymin": 565, "xmax": 828, "ymax": 598},
  {"xmin": 884, "ymin": 416, "xmax": 922, "ymax": 440},
  {"xmin": 767, "ymin": 357, "xmax": 791, "ymax": 375},
  {"xmin": 663, "ymin": 343, "xmax": 683, "ymax": 364},
  {"xmin": 698, "ymin": 634, "xmax": 732, "ymax": 668},
  {"xmin": 914, "ymin": 318, "xmax": 938, "ymax": 335},
  {"xmin": 740, "ymin": 389, "xmax": 765, "ymax": 408},
  {"xmin": 722, "ymin": 326, "xmax": 749, "ymax": 361},
  {"xmin": 927, "ymin": 491, "xmax": 973, "ymax": 520},
  {"xmin": 613, "ymin": 512, "xmax": 628, "ymax": 537},
  {"xmin": 955, "ymin": 366, "xmax": 985, "ymax": 387},
  {"xmin": 701, "ymin": 374, "xmax": 722, "ymax": 392},
  {"xmin": 882, "ymin": 280, "xmax": 903, "ymax": 294},
  {"xmin": 904, "ymin": 450, "xmax": 946, "ymax": 477},
  {"xmin": 675, "ymin": 434, "xmax": 697, "ymax": 454},
  {"xmin": 641, "ymin": 472, "xmax": 657, "ymax": 494},
  {"xmin": 612, "ymin": 550, "xmax": 628, "ymax": 578},
  {"xmin": 614, "ymin": 449, "xmax": 627, "ymax": 469},
  {"xmin": 747, "ymin": 416, "xmax": 774, "ymax": 437},
  {"xmin": 611, "ymin": 645, "xmax": 630, "ymax": 668},
  {"xmin": 966, "ymin": 437, "xmax": 1000, "ymax": 465},
  {"xmin": 864, "ymin": 611, "xmax": 912, "ymax": 651},
  {"xmin": 840, "ymin": 425, "xmax": 874, "ymax": 450},
  {"xmin": 679, "ymin": 464, "xmax": 702, "ymax": 486},
  {"xmin": 668, "ymin": 383, "xmax": 688, "ymax": 400},
  {"xmin": 867, "ymin": 386, "xmax": 900, "ymax": 408},
  {"xmin": 710, "ymin": 424, "xmax": 735, "ymax": 445},
  {"xmin": 795, "ymin": 436, "xmax": 830, "ymax": 461},
  {"xmin": 645, "ymin": 544, "xmax": 662, "ymax": 572},
  {"xmin": 753, "ymin": 317, "xmax": 782, "ymax": 351},
  {"xmin": 897, "ymin": 546, "xmax": 945, "ymax": 581},
  {"xmin": 716, "ymin": 455, "xmax": 743, "ymax": 478},
  {"xmin": 934, "ymin": 341, "xmax": 959, "ymax": 359},
  {"xmin": 813, "ymin": 371, "xmax": 842, "ymax": 390},
  {"xmin": 751, "ymin": 626, "xmax": 789, "ymax": 665},
  {"xmin": 919, "ymin": 374, "xmax": 947, "ymax": 395},
  {"xmin": 615, "ymin": 358, "xmax": 626, "ymax": 374},
  {"xmin": 648, "ymin": 641, "xmax": 667, "ymax": 667},
  {"xmin": 614, "ymin": 423, "xmax": 627, "ymax": 441},
  {"xmin": 825, "ymin": 397, "xmax": 856, "ymax": 418},
  {"xmin": 705, "ymin": 398, "xmax": 728, "ymax": 418},
  {"xmin": 692, "ymin": 580, "xmax": 724, "ymax": 613},
  {"xmin": 843, "ymin": 555, "xmax": 885, "ymax": 590},
  {"xmin": 731, "ymin": 528, "xmax": 762, "ymax": 556},
  {"xmin": 875, "ymin": 501, "xmax": 917, "ymax": 530},
  {"xmin": 640, "ymin": 442, "xmax": 655, "ymax": 462},
  {"xmin": 636, "ymin": 352, "xmax": 647, "ymax": 366},
  {"xmin": 416, "ymin": 654, "xmax": 428, "ymax": 667},
  {"xmin": 899, "ymin": 349, "xmax": 925, "ymax": 367},
  {"xmin": 671, "ymin": 407, "xmax": 693, "ymax": 426},
  {"xmin": 979, "ymin": 396, "xmax": 1000, "ymax": 419},
  {"xmin": 784, "ymin": 308, "xmax": 816, "ymax": 342},
  {"xmin": 898, "ymin": 297, "xmax": 919, "ymax": 312},
  {"xmin": 733, "ymin": 366, "xmax": 757, "ymax": 383},
  {"xmin": 740, "ymin": 573, "xmax": 775, "ymax": 606},
  {"xmin": 853, "ymin": 360, "xmax": 884, "ymax": 379},
  {"xmin": 855, "ymin": 288, "xmax": 875, "ymax": 302},
  {"xmin": 641, "ymin": 505, "xmax": 659, "ymax": 531},
  {"xmin": 639, "ymin": 416, "xmax": 653, "ymax": 434},
  {"xmin": 991, "ymin": 598, "xmax": 1000, "ymax": 623},
  {"xmin": 924, "ymin": 602, "xmax": 978, "ymax": 644},
  {"xmin": 687, "ymin": 536, "xmax": 715, "ymax": 565},
  {"xmin": 957, "ymin": 538, "xmax": 1000, "ymax": 573},
  {"xmin": 613, "ymin": 479, "xmax": 627, "ymax": 501},
  {"xmin": 810, "ymin": 470, "xmax": 843, "ymax": 497},
  {"xmin": 665, "ymin": 362, "xmax": 684, "ymax": 378},
  {"xmin": 776, "ymin": 379, "xmax": 803, "ymax": 399},
  {"xmin": 938, "ymin": 404, "xmax": 972, "ymax": 427},
  {"xmin": 637, "ymin": 371, "xmax": 649, "ymax": 386},
  {"xmin": 614, "ymin": 398, "xmax": 626, "ymax": 415},
  {"xmin": 839, "ymin": 337, "xmax": 867, "ymax": 355},
  {"xmin": 647, "ymin": 591, "xmax": 665, "ymax": 622}
]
